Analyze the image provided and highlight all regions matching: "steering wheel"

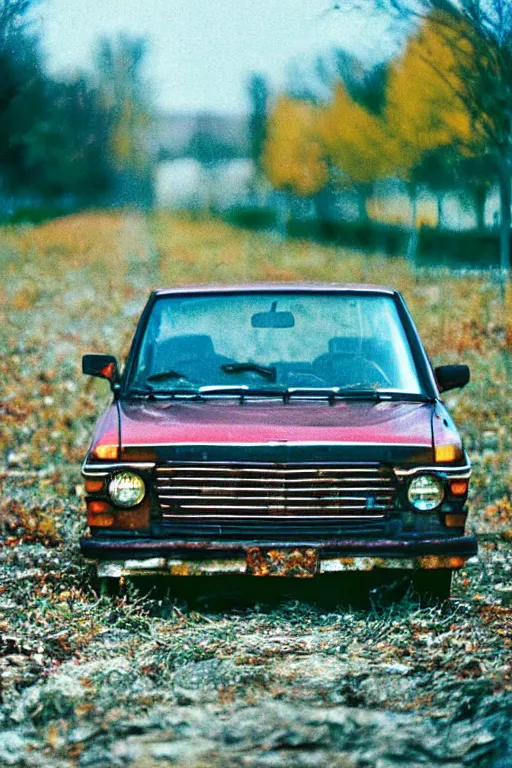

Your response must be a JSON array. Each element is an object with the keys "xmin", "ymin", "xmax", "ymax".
[{"xmin": 358, "ymin": 358, "xmax": 392, "ymax": 387}]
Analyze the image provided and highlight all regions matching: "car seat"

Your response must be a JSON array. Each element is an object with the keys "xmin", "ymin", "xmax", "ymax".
[{"xmin": 313, "ymin": 336, "xmax": 386, "ymax": 389}]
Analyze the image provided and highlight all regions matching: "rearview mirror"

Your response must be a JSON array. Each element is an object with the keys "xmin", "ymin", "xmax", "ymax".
[
  {"xmin": 251, "ymin": 311, "xmax": 295, "ymax": 328},
  {"xmin": 82, "ymin": 354, "xmax": 120, "ymax": 389},
  {"xmin": 251, "ymin": 300, "xmax": 295, "ymax": 329},
  {"xmin": 435, "ymin": 364, "xmax": 470, "ymax": 393},
  {"xmin": 252, "ymin": 301, "xmax": 296, "ymax": 328}
]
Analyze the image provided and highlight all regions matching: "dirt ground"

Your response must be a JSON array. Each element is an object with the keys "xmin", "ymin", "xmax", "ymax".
[{"xmin": 1, "ymin": 213, "xmax": 511, "ymax": 767}]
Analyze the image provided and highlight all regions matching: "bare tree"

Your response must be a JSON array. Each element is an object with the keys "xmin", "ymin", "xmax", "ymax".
[
  {"xmin": 248, "ymin": 73, "xmax": 270, "ymax": 188},
  {"xmin": 346, "ymin": 0, "xmax": 512, "ymax": 275}
]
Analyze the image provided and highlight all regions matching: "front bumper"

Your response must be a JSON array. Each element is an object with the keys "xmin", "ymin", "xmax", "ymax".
[{"xmin": 81, "ymin": 535, "xmax": 478, "ymax": 578}]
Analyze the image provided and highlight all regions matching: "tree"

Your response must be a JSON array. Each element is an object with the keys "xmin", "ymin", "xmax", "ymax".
[
  {"xmin": 247, "ymin": 73, "xmax": 270, "ymax": 186},
  {"xmin": 317, "ymin": 82, "xmax": 392, "ymax": 218},
  {"xmin": 0, "ymin": 1, "xmax": 117, "ymax": 209},
  {"xmin": 351, "ymin": 0, "xmax": 512, "ymax": 273},
  {"xmin": 412, "ymin": 147, "xmax": 459, "ymax": 229},
  {"xmin": 457, "ymin": 156, "xmax": 495, "ymax": 230},
  {"xmin": 0, "ymin": 0, "xmax": 34, "ymax": 46},
  {"xmin": 383, "ymin": 12, "xmax": 473, "ymax": 252},
  {"xmin": 95, "ymin": 35, "xmax": 154, "ymax": 207},
  {"xmin": 25, "ymin": 76, "xmax": 114, "ymax": 204},
  {"xmin": 385, "ymin": 14, "xmax": 472, "ymax": 180},
  {"xmin": 0, "ymin": 1, "xmax": 44, "ymax": 200},
  {"xmin": 263, "ymin": 95, "xmax": 328, "ymax": 198}
]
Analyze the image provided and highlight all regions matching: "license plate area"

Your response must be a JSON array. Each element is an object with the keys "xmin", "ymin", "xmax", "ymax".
[{"xmin": 246, "ymin": 547, "xmax": 319, "ymax": 577}]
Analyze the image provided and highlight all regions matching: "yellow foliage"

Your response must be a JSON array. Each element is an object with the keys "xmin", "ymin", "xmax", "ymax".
[
  {"xmin": 263, "ymin": 96, "xmax": 328, "ymax": 197},
  {"xmin": 111, "ymin": 98, "xmax": 150, "ymax": 171},
  {"xmin": 318, "ymin": 83, "xmax": 393, "ymax": 185},
  {"xmin": 309, "ymin": 12, "xmax": 475, "ymax": 189},
  {"xmin": 385, "ymin": 12, "xmax": 473, "ymax": 180}
]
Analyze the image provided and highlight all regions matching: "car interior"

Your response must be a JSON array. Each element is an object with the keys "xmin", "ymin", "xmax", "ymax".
[{"xmin": 145, "ymin": 333, "xmax": 396, "ymax": 389}]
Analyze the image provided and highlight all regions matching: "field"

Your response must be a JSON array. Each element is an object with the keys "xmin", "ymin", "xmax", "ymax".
[{"xmin": 1, "ymin": 211, "xmax": 512, "ymax": 767}]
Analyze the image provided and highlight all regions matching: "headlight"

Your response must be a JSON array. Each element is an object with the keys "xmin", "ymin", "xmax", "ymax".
[
  {"xmin": 108, "ymin": 472, "xmax": 145, "ymax": 508},
  {"xmin": 407, "ymin": 474, "xmax": 445, "ymax": 511}
]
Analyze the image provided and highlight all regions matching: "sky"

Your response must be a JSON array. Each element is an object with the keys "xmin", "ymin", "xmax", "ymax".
[{"xmin": 37, "ymin": 0, "xmax": 400, "ymax": 115}]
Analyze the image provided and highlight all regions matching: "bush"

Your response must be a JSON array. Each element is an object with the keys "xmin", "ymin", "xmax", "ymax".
[
  {"xmin": 5, "ymin": 206, "xmax": 72, "ymax": 226},
  {"xmin": 417, "ymin": 227, "xmax": 501, "ymax": 268},
  {"xmin": 286, "ymin": 218, "xmax": 409, "ymax": 255},
  {"xmin": 223, "ymin": 207, "xmax": 505, "ymax": 268},
  {"xmin": 224, "ymin": 206, "xmax": 277, "ymax": 230}
]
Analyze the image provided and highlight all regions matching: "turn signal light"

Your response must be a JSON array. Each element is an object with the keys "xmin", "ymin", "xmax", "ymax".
[
  {"xmin": 87, "ymin": 500, "xmax": 111, "ymax": 514},
  {"xmin": 445, "ymin": 513, "xmax": 467, "ymax": 528},
  {"xmin": 449, "ymin": 479, "xmax": 469, "ymax": 496},
  {"xmin": 92, "ymin": 444, "xmax": 119, "ymax": 461},
  {"xmin": 86, "ymin": 500, "xmax": 114, "ymax": 527},
  {"xmin": 435, "ymin": 444, "xmax": 461, "ymax": 464},
  {"xmin": 85, "ymin": 479, "xmax": 104, "ymax": 493}
]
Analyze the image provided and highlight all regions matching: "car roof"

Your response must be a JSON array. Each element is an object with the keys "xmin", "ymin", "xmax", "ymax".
[{"xmin": 153, "ymin": 283, "xmax": 399, "ymax": 297}]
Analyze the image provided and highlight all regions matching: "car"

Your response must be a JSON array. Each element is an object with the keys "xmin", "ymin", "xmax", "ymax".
[{"xmin": 80, "ymin": 284, "xmax": 476, "ymax": 599}]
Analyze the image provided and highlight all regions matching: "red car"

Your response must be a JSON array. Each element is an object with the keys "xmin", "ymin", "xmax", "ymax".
[{"xmin": 80, "ymin": 285, "xmax": 476, "ymax": 599}]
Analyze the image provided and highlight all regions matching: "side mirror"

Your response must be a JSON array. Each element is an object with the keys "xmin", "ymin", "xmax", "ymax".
[
  {"xmin": 435, "ymin": 364, "xmax": 470, "ymax": 393},
  {"xmin": 82, "ymin": 354, "xmax": 120, "ymax": 390}
]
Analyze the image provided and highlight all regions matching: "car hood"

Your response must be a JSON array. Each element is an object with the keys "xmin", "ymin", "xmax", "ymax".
[{"xmin": 118, "ymin": 399, "xmax": 435, "ymax": 464}]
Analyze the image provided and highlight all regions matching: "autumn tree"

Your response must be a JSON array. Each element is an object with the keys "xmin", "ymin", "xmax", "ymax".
[
  {"xmin": 349, "ymin": 0, "xmax": 512, "ymax": 273},
  {"xmin": 317, "ymin": 83, "xmax": 392, "ymax": 219},
  {"xmin": 383, "ymin": 12, "xmax": 473, "ymax": 252},
  {"xmin": 263, "ymin": 95, "xmax": 328, "ymax": 199}
]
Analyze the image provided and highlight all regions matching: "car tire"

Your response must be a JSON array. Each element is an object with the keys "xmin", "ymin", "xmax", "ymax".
[{"xmin": 412, "ymin": 569, "xmax": 452, "ymax": 603}]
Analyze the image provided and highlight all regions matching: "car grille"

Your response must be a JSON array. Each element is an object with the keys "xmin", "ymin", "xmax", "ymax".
[
  {"xmin": 155, "ymin": 462, "xmax": 398, "ymax": 523},
  {"xmin": 152, "ymin": 519, "xmax": 388, "ymax": 541}
]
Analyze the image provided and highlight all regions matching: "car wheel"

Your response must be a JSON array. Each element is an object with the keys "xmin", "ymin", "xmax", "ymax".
[{"xmin": 412, "ymin": 570, "xmax": 452, "ymax": 603}]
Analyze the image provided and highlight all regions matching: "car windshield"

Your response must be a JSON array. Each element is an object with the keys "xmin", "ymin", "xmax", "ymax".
[{"xmin": 130, "ymin": 292, "xmax": 424, "ymax": 395}]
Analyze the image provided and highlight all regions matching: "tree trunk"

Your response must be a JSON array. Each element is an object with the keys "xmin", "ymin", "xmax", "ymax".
[
  {"xmin": 314, "ymin": 186, "xmax": 335, "ymax": 239},
  {"xmin": 498, "ymin": 162, "xmax": 511, "ymax": 277},
  {"xmin": 436, "ymin": 192, "xmax": 444, "ymax": 230},
  {"xmin": 473, "ymin": 184, "xmax": 487, "ymax": 231},
  {"xmin": 407, "ymin": 185, "xmax": 418, "ymax": 264},
  {"xmin": 276, "ymin": 191, "xmax": 290, "ymax": 238},
  {"xmin": 357, "ymin": 185, "xmax": 369, "ymax": 221}
]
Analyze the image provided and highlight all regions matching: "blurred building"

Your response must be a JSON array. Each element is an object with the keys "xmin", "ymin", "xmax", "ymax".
[
  {"xmin": 152, "ymin": 111, "xmax": 502, "ymax": 230},
  {"xmin": 152, "ymin": 111, "xmax": 254, "ymax": 209},
  {"xmin": 152, "ymin": 112, "xmax": 249, "ymax": 161}
]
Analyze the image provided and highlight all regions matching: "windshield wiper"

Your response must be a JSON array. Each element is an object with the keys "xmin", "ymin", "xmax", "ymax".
[
  {"xmin": 147, "ymin": 369, "xmax": 191, "ymax": 383},
  {"xmin": 126, "ymin": 385, "xmax": 430, "ymax": 404},
  {"xmin": 127, "ymin": 386, "xmax": 201, "ymax": 400},
  {"xmin": 284, "ymin": 388, "xmax": 430, "ymax": 403},
  {"xmin": 199, "ymin": 385, "xmax": 286, "ymax": 398},
  {"xmin": 283, "ymin": 387, "xmax": 380, "ymax": 403},
  {"xmin": 221, "ymin": 362, "xmax": 276, "ymax": 381}
]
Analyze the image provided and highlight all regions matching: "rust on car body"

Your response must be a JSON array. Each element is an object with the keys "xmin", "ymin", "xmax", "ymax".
[
  {"xmin": 94, "ymin": 552, "xmax": 472, "ymax": 579},
  {"xmin": 246, "ymin": 547, "xmax": 320, "ymax": 577}
]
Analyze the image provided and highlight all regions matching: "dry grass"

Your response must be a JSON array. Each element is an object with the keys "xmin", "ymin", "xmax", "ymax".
[{"xmin": 0, "ymin": 210, "xmax": 511, "ymax": 767}]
